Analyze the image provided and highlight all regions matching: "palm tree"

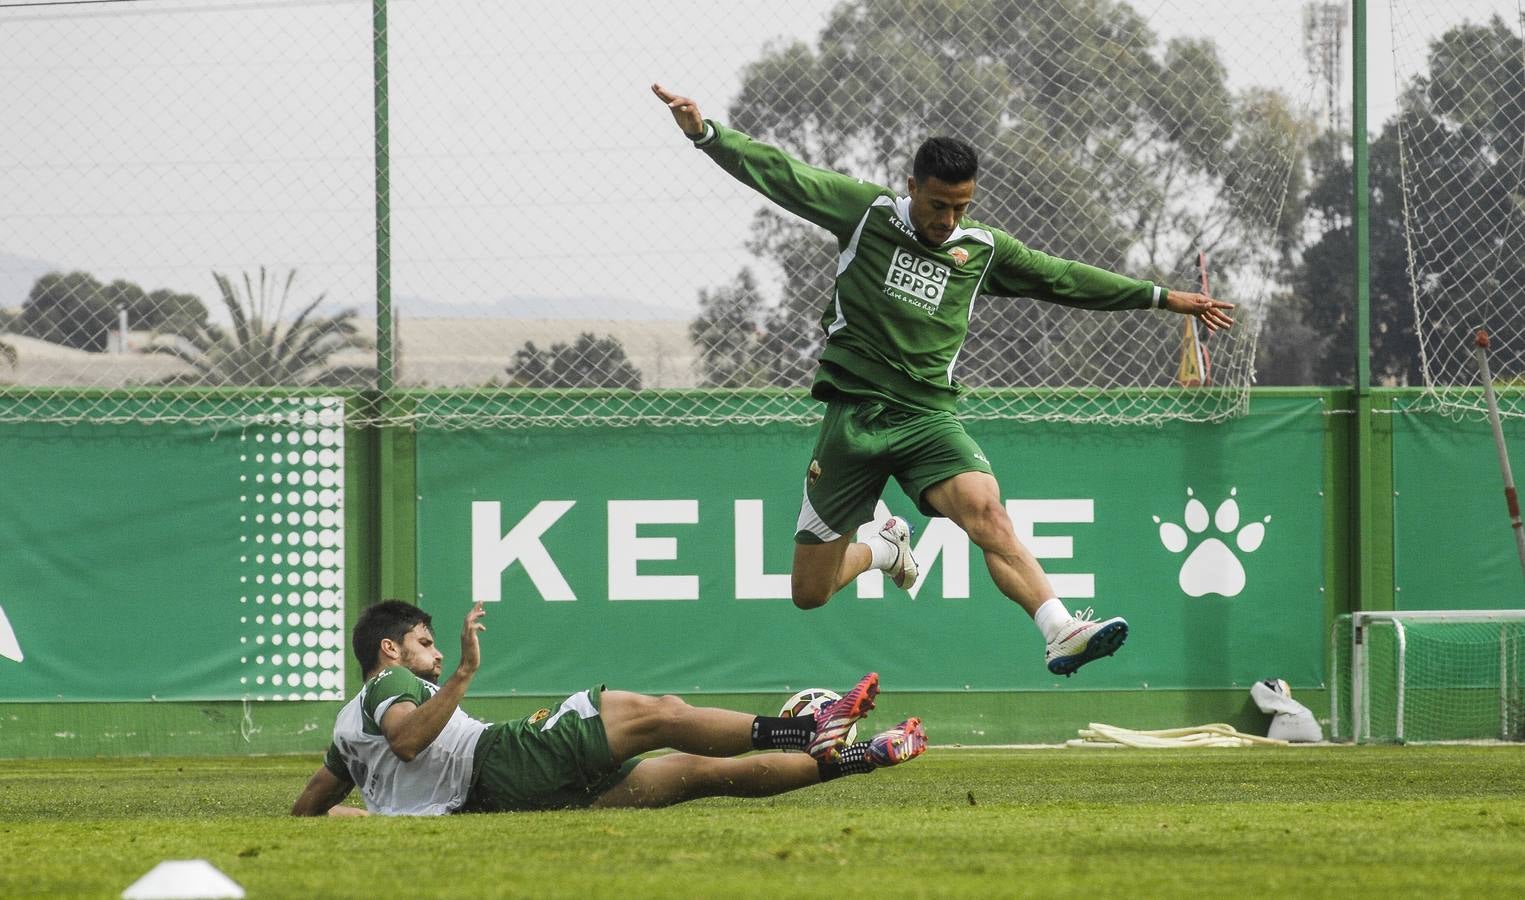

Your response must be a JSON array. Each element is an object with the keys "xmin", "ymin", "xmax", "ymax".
[
  {"xmin": 150, "ymin": 268, "xmax": 372, "ymax": 386},
  {"xmin": 0, "ymin": 306, "xmax": 17, "ymax": 371}
]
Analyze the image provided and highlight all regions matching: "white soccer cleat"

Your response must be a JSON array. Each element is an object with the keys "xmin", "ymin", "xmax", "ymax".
[
  {"xmin": 878, "ymin": 516, "xmax": 918, "ymax": 590},
  {"xmin": 1045, "ymin": 607, "xmax": 1128, "ymax": 677}
]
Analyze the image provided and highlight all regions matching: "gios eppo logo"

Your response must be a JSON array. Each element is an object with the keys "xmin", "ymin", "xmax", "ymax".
[{"xmin": 1153, "ymin": 487, "xmax": 1270, "ymax": 597}]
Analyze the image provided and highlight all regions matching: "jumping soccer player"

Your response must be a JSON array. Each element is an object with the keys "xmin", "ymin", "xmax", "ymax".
[
  {"xmin": 291, "ymin": 601, "xmax": 923, "ymax": 816},
  {"xmin": 652, "ymin": 83, "xmax": 1235, "ymax": 676}
]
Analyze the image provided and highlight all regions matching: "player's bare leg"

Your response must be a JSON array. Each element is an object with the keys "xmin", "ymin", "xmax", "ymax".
[
  {"xmin": 923, "ymin": 470, "xmax": 1051, "ymax": 615},
  {"xmin": 791, "ymin": 517, "xmax": 917, "ymax": 609},
  {"xmin": 590, "ymin": 751, "xmax": 823, "ymax": 808},
  {"xmin": 600, "ymin": 691, "xmax": 758, "ymax": 759},
  {"xmin": 603, "ymin": 670, "xmax": 879, "ymax": 763},
  {"xmin": 924, "ymin": 470, "xmax": 1127, "ymax": 675},
  {"xmin": 591, "ymin": 718, "xmax": 928, "ymax": 809},
  {"xmin": 790, "ymin": 535, "xmax": 872, "ymax": 609}
]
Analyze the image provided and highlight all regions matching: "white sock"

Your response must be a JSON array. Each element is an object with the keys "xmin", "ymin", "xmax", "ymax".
[
  {"xmin": 1033, "ymin": 598, "xmax": 1073, "ymax": 643},
  {"xmin": 865, "ymin": 534, "xmax": 898, "ymax": 570}
]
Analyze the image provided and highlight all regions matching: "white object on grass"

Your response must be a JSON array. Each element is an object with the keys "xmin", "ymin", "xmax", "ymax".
[
  {"xmin": 1068, "ymin": 722, "xmax": 1288, "ymax": 749},
  {"xmin": 122, "ymin": 860, "xmax": 245, "ymax": 900},
  {"xmin": 1251, "ymin": 678, "xmax": 1323, "ymax": 743}
]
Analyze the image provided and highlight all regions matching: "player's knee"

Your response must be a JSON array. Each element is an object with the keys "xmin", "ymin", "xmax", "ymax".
[
  {"xmin": 651, "ymin": 693, "xmax": 692, "ymax": 730},
  {"xmin": 964, "ymin": 500, "xmax": 1016, "ymax": 547},
  {"xmin": 791, "ymin": 585, "xmax": 830, "ymax": 610},
  {"xmin": 790, "ymin": 567, "xmax": 833, "ymax": 608}
]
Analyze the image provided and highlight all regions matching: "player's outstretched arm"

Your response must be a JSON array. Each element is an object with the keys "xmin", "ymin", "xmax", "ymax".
[
  {"xmin": 651, "ymin": 83, "xmax": 705, "ymax": 139},
  {"xmin": 1162, "ymin": 290, "xmax": 1235, "ymax": 334},
  {"xmin": 650, "ymin": 82, "xmax": 883, "ymax": 239},
  {"xmin": 379, "ymin": 602, "xmax": 486, "ymax": 762},
  {"xmin": 290, "ymin": 764, "xmax": 355, "ymax": 817}
]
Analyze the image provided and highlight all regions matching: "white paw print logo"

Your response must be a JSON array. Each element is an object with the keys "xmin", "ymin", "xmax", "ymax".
[{"xmin": 1153, "ymin": 487, "xmax": 1270, "ymax": 597}]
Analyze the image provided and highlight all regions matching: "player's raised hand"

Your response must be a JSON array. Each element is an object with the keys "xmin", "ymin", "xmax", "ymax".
[
  {"xmin": 651, "ymin": 83, "xmax": 705, "ymax": 139},
  {"xmin": 458, "ymin": 602, "xmax": 486, "ymax": 675},
  {"xmin": 1164, "ymin": 290, "xmax": 1235, "ymax": 334}
]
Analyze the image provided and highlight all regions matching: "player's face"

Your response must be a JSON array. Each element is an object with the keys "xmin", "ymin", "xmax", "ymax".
[
  {"xmin": 906, "ymin": 175, "xmax": 975, "ymax": 246},
  {"xmin": 397, "ymin": 622, "xmax": 444, "ymax": 682}
]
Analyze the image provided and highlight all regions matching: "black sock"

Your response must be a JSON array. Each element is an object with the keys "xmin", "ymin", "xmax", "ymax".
[
  {"xmin": 817, "ymin": 742, "xmax": 876, "ymax": 782},
  {"xmin": 751, "ymin": 715, "xmax": 814, "ymax": 750}
]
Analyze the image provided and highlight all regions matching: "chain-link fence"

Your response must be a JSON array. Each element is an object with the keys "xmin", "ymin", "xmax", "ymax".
[
  {"xmin": 1, "ymin": 0, "xmax": 375, "ymax": 423},
  {"xmin": 2, "ymin": 0, "xmax": 1328, "ymax": 428},
  {"xmin": 1390, "ymin": 0, "xmax": 1525, "ymax": 418}
]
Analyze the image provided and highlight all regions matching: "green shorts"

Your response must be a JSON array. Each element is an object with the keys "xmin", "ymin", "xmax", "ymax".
[
  {"xmin": 795, "ymin": 398, "xmax": 993, "ymax": 544},
  {"xmin": 458, "ymin": 685, "xmax": 638, "ymax": 812}
]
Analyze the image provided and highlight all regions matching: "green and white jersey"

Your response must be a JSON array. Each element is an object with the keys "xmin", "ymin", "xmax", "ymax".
[
  {"xmin": 695, "ymin": 121, "xmax": 1164, "ymax": 412},
  {"xmin": 323, "ymin": 666, "xmax": 490, "ymax": 816}
]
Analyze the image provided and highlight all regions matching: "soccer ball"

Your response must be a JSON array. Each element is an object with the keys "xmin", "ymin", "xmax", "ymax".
[{"xmin": 779, "ymin": 687, "xmax": 856, "ymax": 744}]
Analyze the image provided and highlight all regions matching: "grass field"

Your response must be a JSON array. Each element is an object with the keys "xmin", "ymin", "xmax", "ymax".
[{"xmin": 3, "ymin": 746, "xmax": 1523, "ymax": 898}]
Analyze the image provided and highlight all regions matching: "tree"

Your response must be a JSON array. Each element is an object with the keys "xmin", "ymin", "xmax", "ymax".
[
  {"xmin": 690, "ymin": 266, "xmax": 817, "ymax": 387},
  {"xmin": 505, "ymin": 332, "xmax": 642, "ymax": 389},
  {"xmin": 1288, "ymin": 18, "xmax": 1525, "ymax": 385},
  {"xmin": 691, "ymin": 0, "xmax": 1308, "ymax": 387},
  {"xmin": 18, "ymin": 272, "xmax": 210, "ymax": 352},
  {"xmin": 149, "ymin": 268, "xmax": 371, "ymax": 386},
  {"xmin": 1253, "ymin": 287, "xmax": 1327, "ymax": 386},
  {"xmin": 99, "ymin": 279, "xmax": 209, "ymax": 335},
  {"xmin": 1256, "ymin": 129, "xmax": 1347, "ymax": 385},
  {"xmin": 0, "ymin": 308, "xmax": 16, "ymax": 372},
  {"xmin": 20, "ymin": 272, "xmax": 117, "ymax": 351}
]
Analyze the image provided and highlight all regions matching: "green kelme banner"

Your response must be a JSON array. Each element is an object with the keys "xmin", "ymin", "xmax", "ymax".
[
  {"xmin": 416, "ymin": 395, "xmax": 1329, "ymax": 694},
  {"xmin": 0, "ymin": 398, "xmax": 348, "ymax": 702},
  {"xmin": 1392, "ymin": 397, "xmax": 1525, "ymax": 612}
]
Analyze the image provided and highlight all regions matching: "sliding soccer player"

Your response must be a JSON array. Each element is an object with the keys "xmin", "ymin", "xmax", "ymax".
[{"xmin": 293, "ymin": 602, "xmax": 924, "ymax": 815}]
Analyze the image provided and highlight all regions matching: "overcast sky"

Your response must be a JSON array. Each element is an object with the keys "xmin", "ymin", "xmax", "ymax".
[{"xmin": 1, "ymin": 0, "xmax": 1519, "ymax": 322}]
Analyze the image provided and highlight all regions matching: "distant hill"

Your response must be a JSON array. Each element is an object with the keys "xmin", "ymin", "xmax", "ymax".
[
  {"xmin": 0, "ymin": 265, "xmax": 699, "ymax": 324},
  {"xmin": 0, "ymin": 251, "xmax": 64, "ymax": 311},
  {"xmin": 392, "ymin": 293, "xmax": 691, "ymax": 322}
]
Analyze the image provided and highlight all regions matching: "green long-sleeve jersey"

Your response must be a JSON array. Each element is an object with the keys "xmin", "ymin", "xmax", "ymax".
[{"xmin": 694, "ymin": 121, "xmax": 1164, "ymax": 412}]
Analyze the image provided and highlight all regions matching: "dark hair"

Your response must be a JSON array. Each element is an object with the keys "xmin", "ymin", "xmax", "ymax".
[
  {"xmin": 353, "ymin": 600, "xmax": 432, "ymax": 674},
  {"xmin": 913, "ymin": 136, "xmax": 979, "ymax": 184}
]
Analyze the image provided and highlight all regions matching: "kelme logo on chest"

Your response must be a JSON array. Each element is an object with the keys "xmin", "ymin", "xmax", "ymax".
[{"xmin": 883, "ymin": 247, "xmax": 949, "ymax": 313}]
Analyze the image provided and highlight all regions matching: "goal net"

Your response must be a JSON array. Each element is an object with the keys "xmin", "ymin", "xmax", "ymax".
[
  {"xmin": 1389, "ymin": 0, "xmax": 1525, "ymax": 416},
  {"xmin": 0, "ymin": 0, "xmax": 1315, "ymax": 429},
  {"xmin": 1332, "ymin": 610, "xmax": 1525, "ymax": 743}
]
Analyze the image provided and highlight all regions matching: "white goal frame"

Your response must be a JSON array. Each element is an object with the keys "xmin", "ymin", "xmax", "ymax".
[{"xmin": 1334, "ymin": 610, "xmax": 1525, "ymax": 743}]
